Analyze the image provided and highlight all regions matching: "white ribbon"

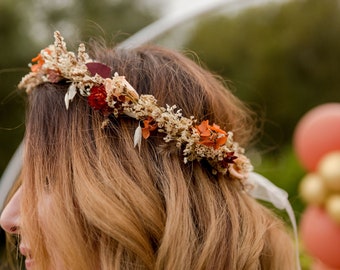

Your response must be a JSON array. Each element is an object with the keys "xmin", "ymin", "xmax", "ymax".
[{"xmin": 247, "ymin": 172, "xmax": 301, "ymax": 270}]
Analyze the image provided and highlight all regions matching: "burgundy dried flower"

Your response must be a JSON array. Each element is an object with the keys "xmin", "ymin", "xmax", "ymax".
[{"xmin": 88, "ymin": 85, "xmax": 109, "ymax": 111}]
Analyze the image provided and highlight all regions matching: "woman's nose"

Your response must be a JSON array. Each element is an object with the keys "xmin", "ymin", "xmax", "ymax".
[{"xmin": 0, "ymin": 187, "xmax": 22, "ymax": 234}]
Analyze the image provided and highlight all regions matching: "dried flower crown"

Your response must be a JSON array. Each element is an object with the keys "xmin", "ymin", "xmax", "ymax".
[{"xmin": 19, "ymin": 31, "xmax": 253, "ymax": 180}]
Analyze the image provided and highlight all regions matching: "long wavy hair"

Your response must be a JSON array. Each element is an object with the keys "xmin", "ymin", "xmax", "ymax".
[{"xmin": 21, "ymin": 43, "xmax": 294, "ymax": 269}]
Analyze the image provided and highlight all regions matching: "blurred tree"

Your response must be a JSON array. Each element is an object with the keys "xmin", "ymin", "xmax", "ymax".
[
  {"xmin": 0, "ymin": 1, "xmax": 28, "ymax": 180},
  {"xmin": 0, "ymin": 0, "xmax": 158, "ymax": 176},
  {"xmin": 186, "ymin": 0, "xmax": 340, "ymax": 152}
]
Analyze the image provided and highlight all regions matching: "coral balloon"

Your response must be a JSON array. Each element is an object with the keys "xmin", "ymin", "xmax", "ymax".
[
  {"xmin": 312, "ymin": 260, "xmax": 340, "ymax": 270},
  {"xmin": 300, "ymin": 206, "xmax": 340, "ymax": 268},
  {"xmin": 293, "ymin": 103, "xmax": 340, "ymax": 172}
]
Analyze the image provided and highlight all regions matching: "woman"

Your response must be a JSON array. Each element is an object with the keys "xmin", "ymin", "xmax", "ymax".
[{"xmin": 0, "ymin": 31, "xmax": 295, "ymax": 269}]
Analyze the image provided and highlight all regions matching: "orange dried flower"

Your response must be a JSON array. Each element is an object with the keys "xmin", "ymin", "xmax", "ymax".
[
  {"xmin": 196, "ymin": 120, "xmax": 228, "ymax": 149},
  {"xmin": 30, "ymin": 48, "xmax": 51, "ymax": 72},
  {"xmin": 142, "ymin": 117, "xmax": 158, "ymax": 139},
  {"xmin": 196, "ymin": 120, "xmax": 211, "ymax": 137},
  {"xmin": 30, "ymin": 54, "xmax": 44, "ymax": 72},
  {"xmin": 210, "ymin": 123, "xmax": 227, "ymax": 135}
]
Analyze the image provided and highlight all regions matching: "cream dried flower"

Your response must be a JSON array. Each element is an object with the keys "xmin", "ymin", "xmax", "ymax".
[{"xmin": 18, "ymin": 31, "xmax": 253, "ymax": 180}]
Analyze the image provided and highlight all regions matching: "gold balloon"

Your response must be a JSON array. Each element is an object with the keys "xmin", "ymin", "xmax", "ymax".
[
  {"xmin": 326, "ymin": 195, "xmax": 340, "ymax": 223},
  {"xmin": 318, "ymin": 151, "xmax": 340, "ymax": 192},
  {"xmin": 299, "ymin": 173, "xmax": 327, "ymax": 205}
]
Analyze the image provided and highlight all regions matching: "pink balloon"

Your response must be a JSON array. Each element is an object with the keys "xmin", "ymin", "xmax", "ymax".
[
  {"xmin": 294, "ymin": 103, "xmax": 340, "ymax": 172},
  {"xmin": 312, "ymin": 260, "xmax": 340, "ymax": 270},
  {"xmin": 300, "ymin": 206, "xmax": 340, "ymax": 268}
]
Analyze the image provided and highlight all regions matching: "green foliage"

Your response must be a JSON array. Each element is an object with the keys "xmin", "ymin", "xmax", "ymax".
[
  {"xmin": 0, "ymin": 0, "xmax": 157, "ymax": 176},
  {"xmin": 186, "ymin": 0, "xmax": 340, "ymax": 149}
]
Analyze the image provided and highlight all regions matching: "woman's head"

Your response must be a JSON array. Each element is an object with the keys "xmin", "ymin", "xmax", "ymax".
[{"xmin": 1, "ymin": 32, "xmax": 294, "ymax": 269}]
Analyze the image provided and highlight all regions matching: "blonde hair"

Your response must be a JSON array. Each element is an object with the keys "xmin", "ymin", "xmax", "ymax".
[{"xmin": 21, "ymin": 44, "xmax": 294, "ymax": 269}]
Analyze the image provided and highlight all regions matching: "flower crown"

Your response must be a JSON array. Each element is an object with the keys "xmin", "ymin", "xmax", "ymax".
[{"xmin": 18, "ymin": 31, "xmax": 253, "ymax": 180}]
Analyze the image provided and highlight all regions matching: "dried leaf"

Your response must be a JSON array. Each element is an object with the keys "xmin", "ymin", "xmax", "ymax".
[
  {"xmin": 64, "ymin": 84, "xmax": 77, "ymax": 109},
  {"xmin": 86, "ymin": 62, "xmax": 112, "ymax": 78},
  {"xmin": 134, "ymin": 125, "xmax": 142, "ymax": 151}
]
